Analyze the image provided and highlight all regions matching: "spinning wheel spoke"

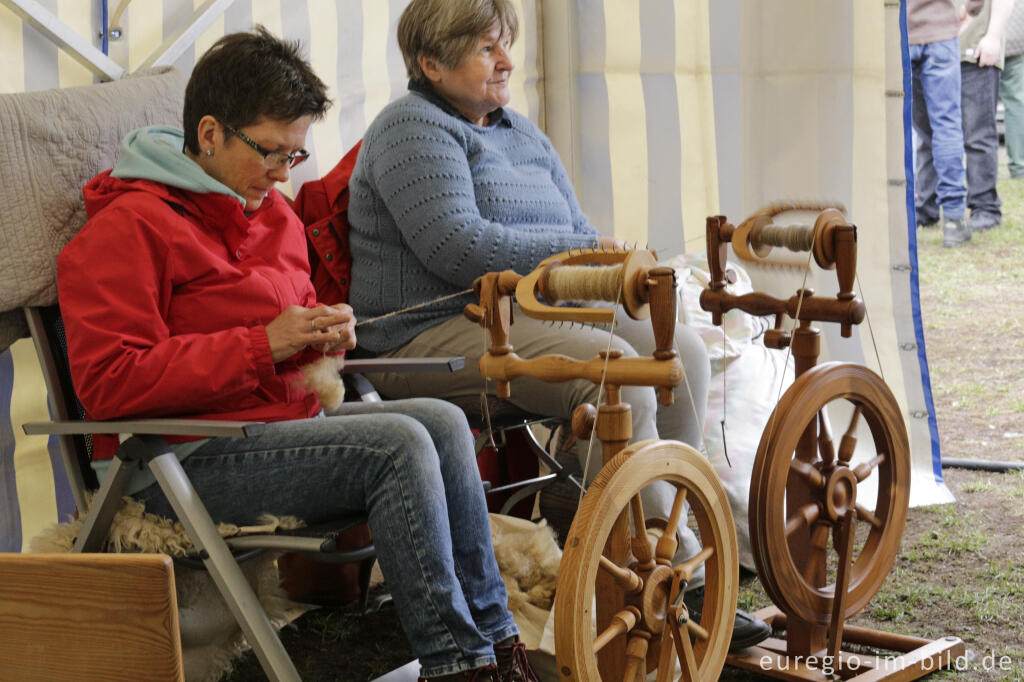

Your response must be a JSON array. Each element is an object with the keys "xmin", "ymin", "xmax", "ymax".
[
  {"xmin": 592, "ymin": 606, "xmax": 641, "ymax": 654},
  {"xmin": 838, "ymin": 406, "xmax": 863, "ymax": 464},
  {"xmin": 629, "ymin": 495, "xmax": 655, "ymax": 566},
  {"xmin": 802, "ymin": 522, "xmax": 830, "ymax": 585},
  {"xmin": 790, "ymin": 459, "xmax": 826, "ymax": 488},
  {"xmin": 685, "ymin": 618, "xmax": 710, "ymax": 642},
  {"xmin": 785, "ymin": 502, "xmax": 821, "ymax": 538},
  {"xmin": 598, "ymin": 555, "xmax": 643, "ymax": 594},
  {"xmin": 655, "ymin": 486, "xmax": 688, "ymax": 563},
  {"xmin": 853, "ymin": 453, "xmax": 885, "ymax": 482},
  {"xmin": 655, "ymin": 572, "xmax": 685, "ymax": 682},
  {"xmin": 675, "ymin": 545, "xmax": 714, "ymax": 582},
  {"xmin": 817, "ymin": 412, "xmax": 835, "ymax": 465},
  {"xmin": 622, "ymin": 635, "xmax": 649, "ymax": 682},
  {"xmin": 855, "ymin": 503, "xmax": 883, "ymax": 529}
]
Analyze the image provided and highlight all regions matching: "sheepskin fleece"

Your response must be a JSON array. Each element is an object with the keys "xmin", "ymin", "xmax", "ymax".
[
  {"xmin": 301, "ymin": 354, "xmax": 346, "ymax": 411},
  {"xmin": 30, "ymin": 495, "xmax": 307, "ymax": 682}
]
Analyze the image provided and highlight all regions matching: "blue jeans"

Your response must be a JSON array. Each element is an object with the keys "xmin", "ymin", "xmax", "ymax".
[
  {"xmin": 911, "ymin": 38, "xmax": 967, "ymax": 224},
  {"xmin": 1001, "ymin": 53, "xmax": 1024, "ymax": 178},
  {"xmin": 134, "ymin": 398, "xmax": 517, "ymax": 678},
  {"xmin": 961, "ymin": 61, "xmax": 1002, "ymax": 220}
]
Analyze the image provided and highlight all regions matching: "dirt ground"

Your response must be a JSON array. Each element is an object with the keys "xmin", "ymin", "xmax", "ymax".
[{"xmin": 226, "ymin": 171, "xmax": 1024, "ymax": 681}]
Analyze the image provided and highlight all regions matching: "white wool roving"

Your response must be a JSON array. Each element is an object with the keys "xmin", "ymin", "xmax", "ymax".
[{"xmin": 301, "ymin": 354, "xmax": 346, "ymax": 411}]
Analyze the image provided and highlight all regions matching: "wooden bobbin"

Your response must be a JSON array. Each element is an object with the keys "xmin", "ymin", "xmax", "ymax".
[{"xmin": 537, "ymin": 249, "xmax": 657, "ymax": 320}]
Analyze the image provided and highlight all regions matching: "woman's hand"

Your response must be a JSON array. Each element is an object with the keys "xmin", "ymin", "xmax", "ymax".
[
  {"xmin": 265, "ymin": 304, "xmax": 357, "ymax": 363},
  {"xmin": 312, "ymin": 303, "xmax": 357, "ymax": 353}
]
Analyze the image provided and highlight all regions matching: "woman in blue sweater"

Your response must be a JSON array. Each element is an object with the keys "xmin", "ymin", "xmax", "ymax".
[{"xmin": 347, "ymin": 0, "xmax": 769, "ymax": 653}]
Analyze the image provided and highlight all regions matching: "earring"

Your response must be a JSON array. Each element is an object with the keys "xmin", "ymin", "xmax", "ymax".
[{"xmin": 205, "ymin": 149, "xmax": 213, "ymax": 156}]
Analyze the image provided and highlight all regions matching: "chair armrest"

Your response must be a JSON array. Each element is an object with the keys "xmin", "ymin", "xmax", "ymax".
[
  {"xmin": 342, "ymin": 357, "xmax": 465, "ymax": 373},
  {"xmin": 22, "ymin": 418, "xmax": 265, "ymax": 439}
]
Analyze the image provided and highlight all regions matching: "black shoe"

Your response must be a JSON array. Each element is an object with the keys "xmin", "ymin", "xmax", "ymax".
[
  {"xmin": 682, "ymin": 586, "xmax": 772, "ymax": 652},
  {"xmin": 967, "ymin": 212, "xmax": 1000, "ymax": 232},
  {"xmin": 942, "ymin": 217, "xmax": 972, "ymax": 248},
  {"xmin": 915, "ymin": 209, "xmax": 939, "ymax": 228}
]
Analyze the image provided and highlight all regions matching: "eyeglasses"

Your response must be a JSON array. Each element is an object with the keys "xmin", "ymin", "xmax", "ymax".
[{"xmin": 221, "ymin": 122, "xmax": 310, "ymax": 170}]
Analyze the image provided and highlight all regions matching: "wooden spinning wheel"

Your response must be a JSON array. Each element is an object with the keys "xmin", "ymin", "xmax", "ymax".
[
  {"xmin": 702, "ymin": 209, "xmax": 964, "ymax": 679},
  {"xmin": 466, "ymin": 248, "xmax": 739, "ymax": 681},
  {"xmin": 555, "ymin": 440, "xmax": 738, "ymax": 682},
  {"xmin": 749, "ymin": 362, "xmax": 909, "ymax": 628}
]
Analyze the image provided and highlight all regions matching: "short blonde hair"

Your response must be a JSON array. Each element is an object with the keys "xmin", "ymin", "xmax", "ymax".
[{"xmin": 397, "ymin": 0, "xmax": 519, "ymax": 83}]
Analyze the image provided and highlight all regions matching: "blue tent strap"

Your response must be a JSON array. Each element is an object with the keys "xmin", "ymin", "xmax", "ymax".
[{"xmin": 899, "ymin": 0, "xmax": 945, "ymax": 483}]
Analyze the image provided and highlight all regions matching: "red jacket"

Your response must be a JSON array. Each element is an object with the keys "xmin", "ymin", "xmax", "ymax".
[
  {"xmin": 58, "ymin": 171, "xmax": 328, "ymax": 460},
  {"xmin": 292, "ymin": 141, "xmax": 361, "ymax": 305}
]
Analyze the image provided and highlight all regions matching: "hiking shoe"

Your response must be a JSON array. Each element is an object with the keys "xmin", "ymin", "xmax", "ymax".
[
  {"xmin": 683, "ymin": 586, "xmax": 772, "ymax": 652},
  {"xmin": 967, "ymin": 212, "xmax": 1000, "ymax": 232},
  {"xmin": 494, "ymin": 638, "xmax": 539, "ymax": 681},
  {"xmin": 942, "ymin": 217, "xmax": 972, "ymax": 247}
]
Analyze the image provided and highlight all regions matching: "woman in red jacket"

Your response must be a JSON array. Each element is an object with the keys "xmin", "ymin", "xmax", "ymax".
[{"xmin": 57, "ymin": 28, "xmax": 532, "ymax": 682}]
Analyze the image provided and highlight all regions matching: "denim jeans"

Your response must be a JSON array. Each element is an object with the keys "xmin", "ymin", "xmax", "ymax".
[
  {"xmin": 961, "ymin": 61, "xmax": 1002, "ymax": 219},
  {"xmin": 134, "ymin": 398, "xmax": 517, "ymax": 678},
  {"xmin": 911, "ymin": 38, "xmax": 967, "ymax": 224},
  {"xmin": 1000, "ymin": 53, "xmax": 1024, "ymax": 178}
]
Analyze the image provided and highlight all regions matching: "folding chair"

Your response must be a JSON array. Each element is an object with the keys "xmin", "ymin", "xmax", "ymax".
[{"xmin": 21, "ymin": 303, "xmax": 462, "ymax": 682}]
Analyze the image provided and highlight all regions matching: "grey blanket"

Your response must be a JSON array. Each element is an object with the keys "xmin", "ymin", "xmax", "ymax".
[{"xmin": 0, "ymin": 67, "xmax": 186, "ymax": 352}]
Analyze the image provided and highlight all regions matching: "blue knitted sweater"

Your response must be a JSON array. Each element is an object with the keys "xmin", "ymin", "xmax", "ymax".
[{"xmin": 348, "ymin": 84, "xmax": 601, "ymax": 353}]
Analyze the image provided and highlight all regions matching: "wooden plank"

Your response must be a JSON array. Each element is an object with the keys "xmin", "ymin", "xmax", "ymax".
[{"xmin": 0, "ymin": 553, "xmax": 183, "ymax": 681}]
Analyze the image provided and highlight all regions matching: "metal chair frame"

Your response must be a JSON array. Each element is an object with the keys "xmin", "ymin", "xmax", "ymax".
[{"xmin": 21, "ymin": 304, "xmax": 462, "ymax": 682}]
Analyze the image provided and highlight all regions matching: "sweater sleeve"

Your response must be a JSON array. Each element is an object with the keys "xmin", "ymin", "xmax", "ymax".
[
  {"xmin": 364, "ymin": 109, "xmax": 600, "ymax": 289},
  {"xmin": 57, "ymin": 204, "xmax": 276, "ymax": 420}
]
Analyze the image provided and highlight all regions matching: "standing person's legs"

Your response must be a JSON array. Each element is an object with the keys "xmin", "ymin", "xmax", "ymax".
[
  {"xmin": 132, "ymin": 401, "xmax": 513, "ymax": 679},
  {"xmin": 919, "ymin": 38, "xmax": 967, "ymax": 222},
  {"xmin": 911, "ymin": 44, "xmax": 941, "ymax": 226},
  {"xmin": 962, "ymin": 61, "xmax": 1003, "ymax": 229},
  {"xmin": 1000, "ymin": 53, "xmax": 1024, "ymax": 178}
]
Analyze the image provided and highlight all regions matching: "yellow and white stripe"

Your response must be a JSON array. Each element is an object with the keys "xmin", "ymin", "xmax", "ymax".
[
  {"xmin": 603, "ymin": 0, "xmax": 648, "ymax": 246},
  {"xmin": 0, "ymin": 3, "xmax": 24, "ymax": 94},
  {"xmin": 9, "ymin": 339, "xmax": 60, "ymax": 547}
]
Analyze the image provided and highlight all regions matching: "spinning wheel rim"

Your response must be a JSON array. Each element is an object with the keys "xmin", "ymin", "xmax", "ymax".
[
  {"xmin": 554, "ymin": 440, "xmax": 739, "ymax": 681},
  {"xmin": 750, "ymin": 362, "xmax": 910, "ymax": 626}
]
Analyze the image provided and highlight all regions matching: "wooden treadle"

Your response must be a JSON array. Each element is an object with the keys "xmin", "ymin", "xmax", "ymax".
[{"xmin": 725, "ymin": 606, "xmax": 966, "ymax": 681}]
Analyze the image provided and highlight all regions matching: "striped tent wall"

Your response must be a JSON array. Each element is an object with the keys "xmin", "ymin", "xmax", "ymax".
[
  {"xmin": 0, "ymin": 0, "xmax": 952, "ymax": 553},
  {"xmin": 704, "ymin": 0, "xmax": 951, "ymax": 507},
  {"xmin": 540, "ymin": 1, "xmax": 950, "ymax": 507},
  {"xmin": 0, "ymin": 0, "xmax": 543, "ymax": 551},
  {"xmin": 541, "ymin": 1, "xmax": 718, "ymax": 256}
]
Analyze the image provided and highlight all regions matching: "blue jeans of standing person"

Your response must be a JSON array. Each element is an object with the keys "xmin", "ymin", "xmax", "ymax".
[
  {"xmin": 1000, "ymin": 53, "xmax": 1024, "ymax": 178},
  {"xmin": 911, "ymin": 38, "xmax": 967, "ymax": 226},
  {"xmin": 961, "ymin": 61, "xmax": 1002, "ymax": 222},
  {"xmin": 133, "ymin": 398, "xmax": 517, "ymax": 679}
]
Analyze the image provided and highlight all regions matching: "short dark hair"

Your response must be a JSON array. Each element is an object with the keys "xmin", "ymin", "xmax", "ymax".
[
  {"xmin": 398, "ymin": 0, "xmax": 519, "ymax": 84},
  {"xmin": 182, "ymin": 27, "xmax": 331, "ymax": 154}
]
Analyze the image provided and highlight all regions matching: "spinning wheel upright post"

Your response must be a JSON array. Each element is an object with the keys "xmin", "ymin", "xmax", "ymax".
[
  {"xmin": 465, "ymin": 249, "xmax": 739, "ymax": 681},
  {"xmin": 701, "ymin": 208, "xmax": 965, "ymax": 680}
]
